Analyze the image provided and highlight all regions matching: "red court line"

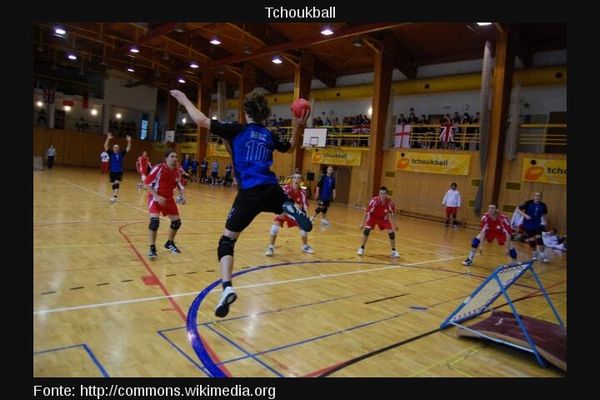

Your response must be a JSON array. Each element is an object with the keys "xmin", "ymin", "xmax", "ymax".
[{"xmin": 118, "ymin": 222, "xmax": 232, "ymax": 377}]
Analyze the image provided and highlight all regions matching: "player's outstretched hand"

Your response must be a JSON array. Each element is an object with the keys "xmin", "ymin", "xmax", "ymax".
[{"xmin": 170, "ymin": 90, "xmax": 188, "ymax": 104}]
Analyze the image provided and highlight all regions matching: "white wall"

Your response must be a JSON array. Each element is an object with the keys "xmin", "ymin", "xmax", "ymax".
[
  {"xmin": 33, "ymin": 88, "xmax": 105, "ymax": 132},
  {"xmin": 520, "ymin": 85, "xmax": 567, "ymax": 115},
  {"xmin": 417, "ymin": 59, "xmax": 485, "ymax": 78},
  {"xmin": 224, "ymin": 83, "xmax": 566, "ymax": 123},
  {"xmin": 104, "ymin": 69, "xmax": 157, "ymax": 112},
  {"xmin": 532, "ymin": 50, "xmax": 567, "ymax": 67}
]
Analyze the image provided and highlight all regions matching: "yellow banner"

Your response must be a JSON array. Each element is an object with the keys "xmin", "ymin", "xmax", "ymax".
[
  {"xmin": 178, "ymin": 142, "xmax": 197, "ymax": 155},
  {"xmin": 395, "ymin": 152, "xmax": 471, "ymax": 175},
  {"xmin": 311, "ymin": 148, "xmax": 362, "ymax": 167},
  {"xmin": 522, "ymin": 158, "xmax": 566, "ymax": 185},
  {"xmin": 207, "ymin": 143, "xmax": 231, "ymax": 158}
]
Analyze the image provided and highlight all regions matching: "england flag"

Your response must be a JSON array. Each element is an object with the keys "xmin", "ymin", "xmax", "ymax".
[{"xmin": 394, "ymin": 124, "xmax": 411, "ymax": 148}]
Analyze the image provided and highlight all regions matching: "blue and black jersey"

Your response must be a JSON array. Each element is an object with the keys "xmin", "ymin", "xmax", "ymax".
[
  {"xmin": 108, "ymin": 150, "xmax": 128, "ymax": 173},
  {"xmin": 518, "ymin": 200, "xmax": 548, "ymax": 230},
  {"xmin": 318, "ymin": 175, "xmax": 336, "ymax": 201},
  {"xmin": 210, "ymin": 120, "xmax": 290, "ymax": 190}
]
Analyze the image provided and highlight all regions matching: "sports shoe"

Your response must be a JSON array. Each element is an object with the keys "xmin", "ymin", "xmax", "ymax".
[
  {"xmin": 531, "ymin": 252, "xmax": 538, "ymax": 261},
  {"xmin": 357, "ymin": 247, "xmax": 365, "ymax": 256},
  {"xmin": 265, "ymin": 246, "xmax": 274, "ymax": 256},
  {"xmin": 282, "ymin": 202, "xmax": 313, "ymax": 232},
  {"xmin": 148, "ymin": 247, "xmax": 157, "ymax": 259},
  {"xmin": 462, "ymin": 258, "xmax": 473, "ymax": 266},
  {"xmin": 452, "ymin": 224, "xmax": 458, "ymax": 229},
  {"xmin": 164, "ymin": 241, "xmax": 181, "ymax": 254},
  {"xmin": 302, "ymin": 244, "xmax": 314, "ymax": 254},
  {"xmin": 390, "ymin": 250, "xmax": 400, "ymax": 258},
  {"xmin": 321, "ymin": 219, "xmax": 331, "ymax": 226},
  {"xmin": 541, "ymin": 254, "xmax": 549, "ymax": 263},
  {"xmin": 215, "ymin": 286, "xmax": 237, "ymax": 318},
  {"xmin": 109, "ymin": 196, "xmax": 117, "ymax": 203}
]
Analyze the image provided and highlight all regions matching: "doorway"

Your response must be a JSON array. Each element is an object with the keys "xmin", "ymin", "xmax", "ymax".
[{"xmin": 334, "ymin": 166, "xmax": 351, "ymax": 204}]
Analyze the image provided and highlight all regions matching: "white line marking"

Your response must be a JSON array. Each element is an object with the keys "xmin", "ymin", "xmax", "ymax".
[{"xmin": 34, "ymin": 256, "xmax": 463, "ymax": 315}]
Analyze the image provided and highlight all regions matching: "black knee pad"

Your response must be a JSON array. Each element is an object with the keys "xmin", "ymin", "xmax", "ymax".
[
  {"xmin": 315, "ymin": 207, "xmax": 323, "ymax": 214},
  {"xmin": 388, "ymin": 232, "xmax": 395, "ymax": 240},
  {"xmin": 170, "ymin": 219, "xmax": 182, "ymax": 230},
  {"xmin": 528, "ymin": 240, "xmax": 537, "ymax": 249},
  {"xmin": 218, "ymin": 235, "xmax": 236, "ymax": 261},
  {"xmin": 363, "ymin": 228, "xmax": 371, "ymax": 237},
  {"xmin": 536, "ymin": 237, "xmax": 544, "ymax": 246},
  {"xmin": 149, "ymin": 217, "xmax": 160, "ymax": 231},
  {"xmin": 112, "ymin": 183, "xmax": 119, "ymax": 190}
]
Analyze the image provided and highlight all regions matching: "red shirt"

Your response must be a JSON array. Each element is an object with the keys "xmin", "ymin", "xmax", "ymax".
[
  {"xmin": 366, "ymin": 196, "xmax": 396, "ymax": 219},
  {"xmin": 136, "ymin": 155, "xmax": 152, "ymax": 174},
  {"xmin": 481, "ymin": 212, "xmax": 511, "ymax": 235},
  {"xmin": 284, "ymin": 184, "xmax": 308, "ymax": 211},
  {"xmin": 145, "ymin": 163, "xmax": 183, "ymax": 199}
]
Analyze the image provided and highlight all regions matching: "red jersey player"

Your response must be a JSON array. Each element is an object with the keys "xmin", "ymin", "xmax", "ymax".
[
  {"xmin": 462, "ymin": 204, "xmax": 518, "ymax": 266},
  {"xmin": 265, "ymin": 173, "xmax": 314, "ymax": 255},
  {"xmin": 136, "ymin": 151, "xmax": 152, "ymax": 190},
  {"xmin": 357, "ymin": 186, "xmax": 400, "ymax": 257},
  {"xmin": 144, "ymin": 150, "xmax": 186, "ymax": 259}
]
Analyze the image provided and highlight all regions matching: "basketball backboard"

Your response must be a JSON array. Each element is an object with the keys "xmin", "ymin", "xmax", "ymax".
[{"xmin": 302, "ymin": 128, "xmax": 327, "ymax": 148}]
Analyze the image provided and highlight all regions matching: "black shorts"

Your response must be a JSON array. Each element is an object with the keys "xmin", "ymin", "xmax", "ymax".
[
  {"xmin": 109, "ymin": 172, "xmax": 123, "ymax": 182},
  {"xmin": 318, "ymin": 199, "xmax": 331, "ymax": 208},
  {"xmin": 225, "ymin": 184, "xmax": 289, "ymax": 232},
  {"xmin": 524, "ymin": 227, "xmax": 543, "ymax": 238}
]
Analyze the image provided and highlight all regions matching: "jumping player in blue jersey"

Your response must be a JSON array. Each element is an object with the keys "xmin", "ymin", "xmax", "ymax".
[{"xmin": 170, "ymin": 89, "xmax": 312, "ymax": 317}]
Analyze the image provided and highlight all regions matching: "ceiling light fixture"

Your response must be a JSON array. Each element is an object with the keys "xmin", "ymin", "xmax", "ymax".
[
  {"xmin": 320, "ymin": 27, "xmax": 334, "ymax": 36},
  {"xmin": 189, "ymin": 61, "xmax": 199, "ymax": 69},
  {"xmin": 129, "ymin": 46, "xmax": 139, "ymax": 53},
  {"xmin": 271, "ymin": 55, "xmax": 283, "ymax": 64},
  {"xmin": 178, "ymin": 77, "xmax": 186, "ymax": 83},
  {"xmin": 476, "ymin": 22, "xmax": 492, "ymax": 26},
  {"xmin": 209, "ymin": 36, "xmax": 221, "ymax": 45}
]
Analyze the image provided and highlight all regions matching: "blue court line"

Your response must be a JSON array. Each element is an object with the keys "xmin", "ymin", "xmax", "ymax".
[
  {"xmin": 159, "ymin": 293, "xmax": 365, "ymax": 374},
  {"xmin": 34, "ymin": 343, "xmax": 110, "ymax": 377},
  {"xmin": 156, "ymin": 331, "xmax": 210, "ymax": 377},
  {"xmin": 187, "ymin": 259, "xmax": 520, "ymax": 377},
  {"xmin": 204, "ymin": 324, "xmax": 283, "ymax": 377}
]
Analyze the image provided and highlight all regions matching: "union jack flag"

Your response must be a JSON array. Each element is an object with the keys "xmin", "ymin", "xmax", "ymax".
[{"xmin": 439, "ymin": 122, "xmax": 454, "ymax": 143}]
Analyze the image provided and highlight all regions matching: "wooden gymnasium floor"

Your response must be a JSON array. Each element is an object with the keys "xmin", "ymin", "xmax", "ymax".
[{"xmin": 33, "ymin": 167, "xmax": 567, "ymax": 377}]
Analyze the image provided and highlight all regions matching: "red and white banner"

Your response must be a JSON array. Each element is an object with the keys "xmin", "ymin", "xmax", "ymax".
[
  {"xmin": 439, "ymin": 122, "xmax": 454, "ymax": 143},
  {"xmin": 394, "ymin": 124, "xmax": 411, "ymax": 148}
]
